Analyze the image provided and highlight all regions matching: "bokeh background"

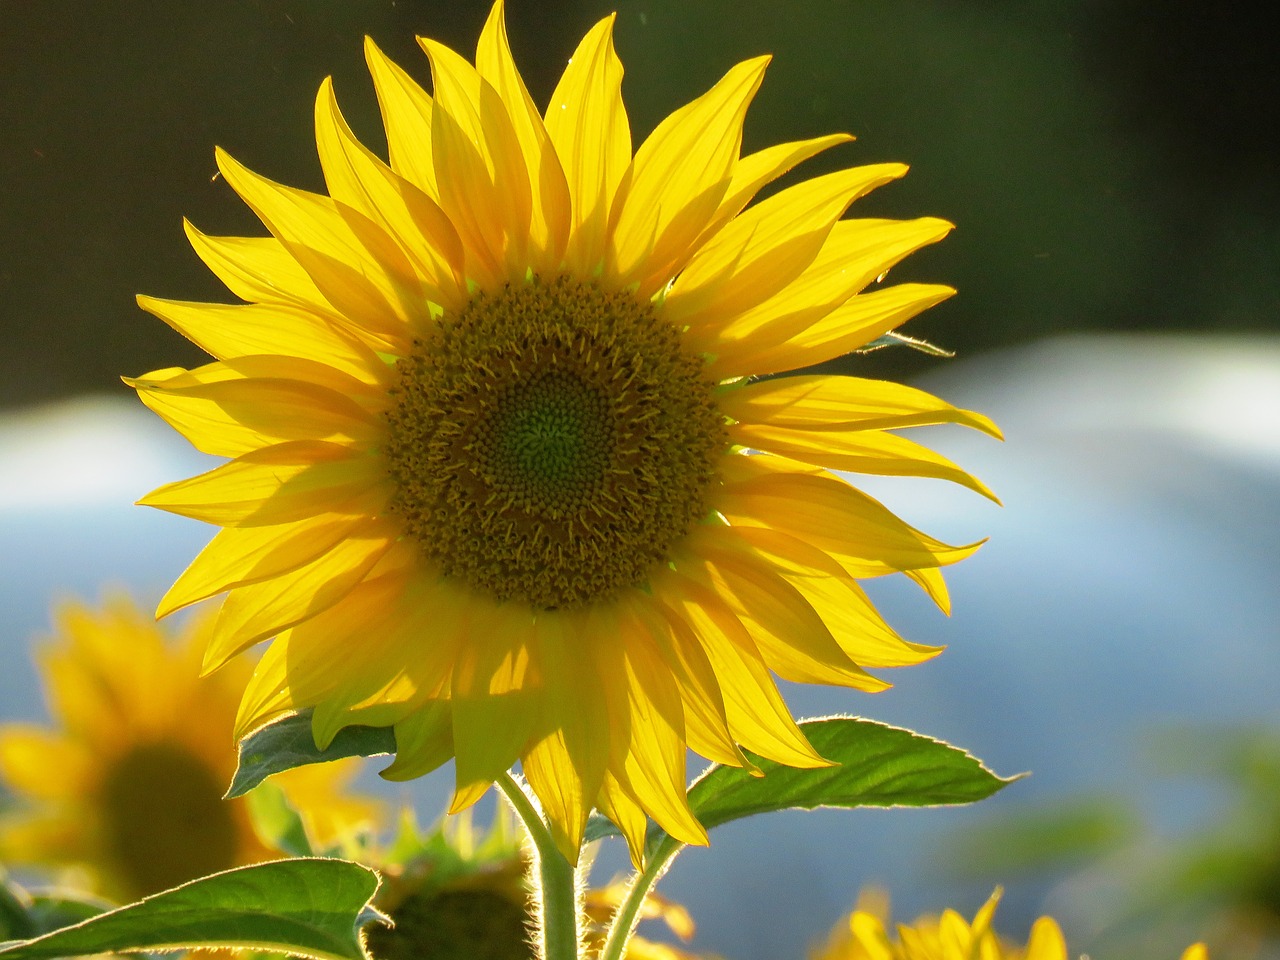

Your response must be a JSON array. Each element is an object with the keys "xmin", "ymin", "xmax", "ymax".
[{"xmin": 2, "ymin": 2, "xmax": 1278, "ymax": 959}]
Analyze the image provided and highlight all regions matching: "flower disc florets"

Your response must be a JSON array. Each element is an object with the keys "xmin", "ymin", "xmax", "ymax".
[{"xmin": 383, "ymin": 275, "xmax": 728, "ymax": 610}]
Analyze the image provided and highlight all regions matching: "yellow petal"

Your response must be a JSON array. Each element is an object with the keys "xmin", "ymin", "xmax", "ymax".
[
  {"xmin": 315, "ymin": 77, "xmax": 466, "ymax": 312},
  {"xmin": 665, "ymin": 164, "xmax": 908, "ymax": 332},
  {"xmin": 420, "ymin": 37, "xmax": 530, "ymax": 283},
  {"xmin": 688, "ymin": 535, "xmax": 889, "ymax": 690},
  {"xmin": 381, "ymin": 700, "xmax": 455, "ymax": 781},
  {"xmin": 654, "ymin": 572, "xmax": 827, "ymax": 769},
  {"xmin": 450, "ymin": 601, "xmax": 539, "ymax": 808},
  {"xmin": 128, "ymin": 363, "xmax": 382, "ymax": 459},
  {"xmin": 716, "ymin": 457, "xmax": 982, "ymax": 576},
  {"xmin": 730, "ymin": 422, "xmax": 1000, "ymax": 502},
  {"xmin": 476, "ymin": 0, "xmax": 571, "ymax": 271},
  {"xmin": 608, "ymin": 56, "xmax": 770, "ymax": 294},
  {"xmin": 718, "ymin": 372, "xmax": 1000, "ymax": 438},
  {"xmin": 692, "ymin": 133, "xmax": 855, "ymax": 251},
  {"xmin": 160, "ymin": 514, "xmax": 368, "ymax": 619},
  {"xmin": 521, "ymin": 610, "xmax": 610, "ymax": 860},
  {"xmin": 364, "ymin": 37, "xmax": 438, "ymax": 198},
  {"xmin": 215, "ymin": 148, "xmax": 424, "ymax": 349},
  {"xmin": 135, "ymin": 296, "xmax": 386, "ymax": 385},
  {"xmin": 203, "ymin": 518, "xmax": 399, "ymax": 671},
  {"xmin": 595, "ymin": 771, "xmax": 650, "ymax": 867},
  {"xmin": 139, "ymin": 440, "xmax": 390, "ymax": 527},
  {"xmin": 712, "ymin": 282, "xmax": 956, "ymax": 379},
  {"xmin": 625, "ymin": 593, "xmax": 747, "ymax": 770},
  {"xmin": 610, "ymin": 628, "xmax": 707, "ymax": 849},
  {"xmin": 544, "ymin": 13, "xmax": 629, "ymax": 276},
  {"xmin": 692, "ymin": 216, "xmax": 953, "ymax": 356},
  {"xmin": 1024, "ymin": 917, "xmax": 1068, "ymax": 960},
  {"xmin": 183, "ymin": 222, "xmax": 337, "ymax": 318}
]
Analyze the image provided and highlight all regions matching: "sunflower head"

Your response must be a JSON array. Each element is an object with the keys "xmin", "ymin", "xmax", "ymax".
[
  {"xmin": 0, "ymin": 596, "xmax": 383, "ymax": 901},
  {"xmin": 362, "ymin": 809, "xmax": 709, "ymax": 960},
  {"xmin": 811, "ymin": 888, "xmax": 1209, "ymax": 960},
  {"xmin": 133, "ymin": 0, "xmax": 999, "ymax": 864}
]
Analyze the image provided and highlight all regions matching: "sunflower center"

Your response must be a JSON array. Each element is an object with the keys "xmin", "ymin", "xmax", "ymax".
[
  {"xmin": 365, "ymin": 887, "xmax": 534, "ymax": 960},
  {"xmin": 98, "ymin": 741, "xmax": 239, "ymax": 898},
  {"xmin": 383, "ymin": 275, "xmax": 726, "ymax": 610}
]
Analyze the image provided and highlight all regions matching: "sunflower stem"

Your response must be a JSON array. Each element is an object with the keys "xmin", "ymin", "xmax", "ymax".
[
  {"xmin": 496, "ymin": 771, "xmax": 581, "ymax": 960},
  {"xmin": 598, "ymin": 843, "xmax": 678, "ymax": 960}
]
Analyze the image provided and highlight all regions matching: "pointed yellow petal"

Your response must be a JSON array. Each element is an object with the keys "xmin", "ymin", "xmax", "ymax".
[
  {"xmin": 139, "ymin": 440, "xmax": 390, "ymax": 527},
  {"xmin": 719, "ymin": 372, "xmax": 1000, "ymax": 438},
  {"xmin": 610, "ymin": 629, "xmax": 707, "ymax": 849},
  {"xmin": 544, "ymin": 13, "xmax": 630, "ymax": 276},
  {"xmin": 381, "ymin": 700, "xmax": 455, "ymax": 781},
  {"xmin": 203, "ymin": 519, "xmax": 398, "ymax": 671},
  {"xmin": 521, "ymin": 611, "xmax": 610, "ymax": 860},
  {"xmin": 160, "ymin": 514, "xmax": 367, "ymax": 619},
  {"xmin": 135, "ymin": 296, "xmax": 386, "ymax": 385},
  {"xmin": 692, "ymin": 216, "xmax": 953, "ymax": 357},
  {"xmin": 215, "ymin": 148, "xmax": 424, "ymax": 348},
  {"xmin": 686, "ymin": 533, "xmax": 890, "ymax": 690},
  {"xmin": 128, "ymin": 363, "xmax": 381, "ymax": 459},
  {"xmin": 608, "ymin": 56, "xmax": 771, "ymax": 294},
  {"xmin": 420, "ymin": 36, "xmax": 531, "ymax": 283},
  {"xmin": 665, "ymin": 164, "xmax": 908, "ymax": 332},
  {"xmin": 183, "ymin": 223, "xmax": 337, "ymax": 318},
  {"xmin": 364, "ymin": 37, "xmax": 438, "ymax": 198},
  {"xmin": 717, "ymin": 457, "xmax": 982, "ymax": 576},
  {"xmin": 654, "ymin": 572, "xmax": 827, "ymax": 769},
  {"xmin": 476, "ymin": 0, "xmax": 571, "ymax": 271},
  {"xmin": 315, "ymin": 77, "xmax": 466, "ymax": 311},
  {"xmin": 596, "ymin": 772, "xmax": 650, "ymax": 867},
  {"xmin": 693, "ymin": 133, "xmax": 855, "ymax": 250},
  {"xmin": 731, "ymin": 422, "xmax": 1000, "ymax": 502},
  {"xmin": 625, "ymin": 594, "xmax": 747, "ymax": 770},
  {"xmin": 716, "ymin": 282, "xmax": 955, "ymax": 378},
  {"xmin": 450, "ymin": 601, "xmax": 539, "ymax": 806}
]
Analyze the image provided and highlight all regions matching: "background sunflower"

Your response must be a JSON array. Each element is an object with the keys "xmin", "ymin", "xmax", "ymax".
[{"xmin": 0, "ymin": 595, "xmax": 382, "ymax": 902}]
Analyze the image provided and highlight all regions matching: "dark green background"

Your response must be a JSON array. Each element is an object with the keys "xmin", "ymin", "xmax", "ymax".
[{"xmin": 2, "ymin": 0, "xmax": 1277, "ymax": 408}]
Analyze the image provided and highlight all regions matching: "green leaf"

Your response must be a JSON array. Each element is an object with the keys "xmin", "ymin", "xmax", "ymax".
[
  {"xmin": 0, "ymin": 877, "xmax": 34, "ymax": 942},
  {"xmin": 230, "ymin": 710, "xmax": 395, "ymax": 798},
  {"xmin": 24, "ymin": 892, "xmax": 111, "ymax": 937},
  {"xmin": 587, "ymin": 717, "xmax": 1017, "ymax": 859},
  {"xmin": 246, "ymin": 780, "xmax": 316, "ymax": 857},
  {"xmin": 0, "ymin": 859, "xmax": 385, "ymax": 960}
]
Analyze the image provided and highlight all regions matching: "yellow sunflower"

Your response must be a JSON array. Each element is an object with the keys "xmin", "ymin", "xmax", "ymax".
[
  {"xmin": 812, "ymin": 889, "xmax": 1209, "ymax": 960},
  {"xmin": 131, "ymin": 0, "xmax": 998, "ymax": 863},
  {"xmin": 0, "ymin": 596, "xmax": 382, "ymax": 902}
]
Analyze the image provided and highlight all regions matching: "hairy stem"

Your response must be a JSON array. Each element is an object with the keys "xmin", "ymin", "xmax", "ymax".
[{"xmin": 496, "ymin": 772, "xmax": 580, "ymax": 960}]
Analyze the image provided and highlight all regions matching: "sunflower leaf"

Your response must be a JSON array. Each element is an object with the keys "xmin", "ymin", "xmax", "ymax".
[
  {"xmin": 0, "ymin": 859, "xmax": 386, "ymax": 960},
  {"xmin": 589, "ymin": 716, "xmax": 1017, "ymax": 859},
  {"xmin": 229, "ymin": 710, "xmax": 395, "ymax": 798}
]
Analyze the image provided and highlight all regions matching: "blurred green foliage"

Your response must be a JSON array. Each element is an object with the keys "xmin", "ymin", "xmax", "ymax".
[{"xmin": 1, "ymin": 0, "xmax": 1276, "ymax": 406}]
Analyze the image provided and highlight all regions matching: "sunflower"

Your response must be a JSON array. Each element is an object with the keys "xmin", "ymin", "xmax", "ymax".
[
  {"xmin": 0, "ymin": 596, "xmax": 382, "ymax": 902},
  {"xmin": 131, "ymin": 0, "xmax": 998, "ymax": 863},
  {"xmin": 362, "ymin": 809, "xmax": 710, "ymax": 960},
  {"xmin": 811, "ymin": 889, "xmax": 1209, "ymax": 960}
]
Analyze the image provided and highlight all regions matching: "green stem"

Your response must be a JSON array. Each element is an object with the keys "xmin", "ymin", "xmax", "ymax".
[
  {"xmin": 496, "ymin": 772, "xmax": 580, "ymax": 960},
  {"xmin": 598, "ymin": 840, "xmax": 681, "ymax": 960}
]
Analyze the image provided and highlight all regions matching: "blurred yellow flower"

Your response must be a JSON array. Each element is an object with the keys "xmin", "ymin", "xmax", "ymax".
[
  {"xmin": 812, "ymin": 888, "xmax": 1208, "ymax": 960},
  {"xmin": 0, "ymin": 596, "xmax": 381, "ymax": 902},
  {"xmin": 132, "ymin": 0, "xmax": 995, "ymax": 862}
]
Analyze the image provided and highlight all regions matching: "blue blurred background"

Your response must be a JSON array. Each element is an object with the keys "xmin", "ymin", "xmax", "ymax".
[{"xmin": 2, "ymin": 2, "xmax": 1278, "ymax": 958}]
